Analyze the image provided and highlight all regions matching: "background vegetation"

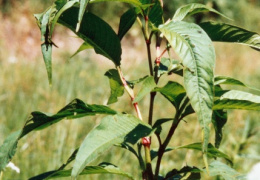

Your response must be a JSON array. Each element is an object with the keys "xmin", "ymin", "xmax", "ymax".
[{"xmin": 0, "ymin": 0, "xmax": 259, "ymax": 179}]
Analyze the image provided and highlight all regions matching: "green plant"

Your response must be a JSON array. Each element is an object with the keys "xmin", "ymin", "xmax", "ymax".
[{"xmin": 0, "ymin": 0, "xmax": 260, "ymax": 179}]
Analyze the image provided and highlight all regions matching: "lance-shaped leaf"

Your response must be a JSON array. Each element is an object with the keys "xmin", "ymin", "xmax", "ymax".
[
  {"xmin": 150, "ymin": 143, "xmax": 232, "ymax": 164},
  {"xmin": 29, "ymin": 162, "xmax": 134, "ymax": 180},
  {"xmin": 159, "ymin": 21, "xmax": 215, "ymax": 159},
  {"xmin": 0, "ymin": 99, "xmax": 117, "ymax": 171},
  {"xmin": 70, "ymin": 41, "xmax": 94, "ymax": 58},
  {"xmin": 173, "ymin": 3, "xmax": 230, "ymax": 22},
  {"xmin": 35, "ymin": 0, "xmax": 79, "ymax": 84},
  {"xmin": 214, "ymin": 76, "xmax": 260, "ymax": 92},
  {"xmin": 133, "ymin": 76, "xmax": 156, "ymax": 103},
  {"xmin": 199, "ymin": 21, "xmax": 260, "ymax": 51},
  {"xmin": 72, "ymin": 114, "xmax": 152, "ymax": 178},
  {"xmin": 165, "ymin": 166, "xmax": 201, "ymax": 180},
  {"xmin": 58, "ymin": 7, "xmax": 122, "ymax": 65},
  {"xmin": 148, "ymin": 0, "xmax": 163, "ymax": 28},
  {"xmin": 153, "ymin": 81, "xmax": 186, "ymax": 110},
  {"xmin": 105, "ymin": 69, "xmax": 125, "ymax": 105},
  {"xmin": 77, "ymin": 0, "xmax": 89, "ymax": 32},
  {"xmin": 207, "ymin": 161, "xmax": 245, "ymax": 180},
  {"xmin": 212, "ymin": 110, "xmax": 227, "ymax": 149},
  {"xmin": 0, "ymin": 131, "xmax": 21, "ymax": 171},
  {"xmin": 158, "ymin": 58, "xmax": 182, "ymax": 77},
  {"xmin": 213, "ymin": 90, "xmax": 260, "ymax": 111},
  {"xmin": 118, "ymin": 8, "xmax": 138, "ymax": 40}
]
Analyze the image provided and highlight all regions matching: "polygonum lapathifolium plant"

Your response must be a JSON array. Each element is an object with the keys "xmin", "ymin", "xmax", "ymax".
[{"xmin": 1, "ymin": 0, "xmax": 260, "ymax": 180}]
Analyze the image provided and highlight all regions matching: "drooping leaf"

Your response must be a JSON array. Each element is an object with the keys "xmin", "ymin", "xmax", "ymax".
[
  {"xmin": 0, "ymin": 131, "xmax": 21, "ymax": 172},
  {"xmin": 41, "ymin": 43, "xmax": 52, "ymax": 85},
  {"xmin": 58, "ymin": 7, "xmax": 122, "ymax": 65},
  {"xmin": 29, "ymin": 162, "xmax": 134, "ymax": 180},
  {"xmin": 77, "ymin": 0, "xmax": 90, "ymax": 32},
  {"xmin": 173, "ymin": 3, "xmax": 230, "ymax": 22},
  {"xmin": 0, "ymin": 99, "xmax": 117, "ymax": 171},
  {"xmin": 199, "ymin": 21, "xmax": 260, "ymax": 51},
  {"xmin": 159, "ymin": 21, "xmax": 215, "ymax": 159},
  {"xmin": 72, "ymin": 114, "xmax": 152, "ymax": 178},
  {"xmin": 89, "ymin": 0, "xmax": 142, "ymax": 7},
  {"xmin": 151, "ymin": 143, "xmax": 232, "ymax": 163},
  {"xmin": 165, "ymin": 166, "xmax": 201, "ymax": 180},
  {"xmin": 213, "ymin": 90, "xmax": 260, "ymax": 111},
  {"xmin": 214, "ymin": 76, "xmax": 260, "ymax": 92},
  {"xmin": 105, "ymin": 69, "xmax": 125, "ymax": 105},
  {"xmin": 70, "ymin": 42, "xmax": 94, "ymax": 58},
  {"xmin": 153, "ymin": 81, "xmax": 186, "ymax": 110},
  {"xmin": 118, "ymin": 8, "xmax": 137, "ymax": 40},
  {"xmin": 148, "ymin": 0, "xmax": 163, "ymax": 28},
  {"xmin": 212, "ymin": 110, "xmax": 227, "ymax": 148},
  {"xmin": 207, "ymin": 161, "xmax": 246, "ymax": 180},
  {"xmin": 35, "ymin": 0, "xmax": 80, "ymax": 84},
  {"xmin": 133, "ymin": 76, "xmax": 156, "ymax": 103}
]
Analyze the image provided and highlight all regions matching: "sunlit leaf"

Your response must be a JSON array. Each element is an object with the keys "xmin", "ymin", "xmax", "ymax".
[
  {"xmin": 159, "ymin": 21, "xmax": 215, "ymax": 160},
  {"xmin": 105, "ymin": 69, "xmax": 125, "ymax": 105},
  {"xmin": 199, "ymin": 21, "xmax": 260, "ymax": 51},
  {"xmin": 72, "ymin": 114, "xmax": 152, "ymax": 177},
  {"xmin": 0, "ymin": 99, "xmax": 117, "ymax": 172},
  {"xmin": 150, "ymin": 143, "xmax": 232, "ymax": 164},
  {"xmin": 133, "ymin": 76, "xmax": 156, "ymax": 103},
  {"xmin": 207, "ymin": 161, "xmax": 246, "ymax": 180},
  {"xmin": 77, "ymin": 0, "xmax": 90, "ymax": 32},
  {"xmin": 165, "ymin": 166, "xmax": 201, "ymax": 180},
  {"xmin": 173, "ymin": 3, "xmax": 230, "ymax": 22},
  {"xmin": 158, "ymin": 58, "xmax": 182, "ymax": 77},
  {"xmin": 118, "ymin": 8, "xmax": 137, "ymax": 40},
  {"xmin": 59, "ymin": 7, "xmax": 122, "ymax": 65},
  {"xmin": 214, "ymin": 90, "xmax": 260, "ymax": 111},
  {"xmin": 70, "ymin": 42, "xmax": 94, "ymax": 58},
  {"xmin": 29, "ymin": 162, "xmax": 134, "ymax": 180},
  {"xmin": 41, "ymin": 43, "xmax": 52, "ymax": 85},
  {"xmin": 214, "ymin": 76, "xmax": 260, "ymax": 92},
  {"xmin": 0, "ymin": 131, "xmax": 21, "ymax": 171}
]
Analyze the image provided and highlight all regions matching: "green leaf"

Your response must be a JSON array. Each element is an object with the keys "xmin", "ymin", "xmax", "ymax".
[
  {"xmin": 118, "ymin": 8, "xmax": 137, "ymax": 40},
  {"xmin": 153, "ymin": 81, "xmax": 186, "ymax": 109},
  {"xmin": 126, "ymin": 75, "xmax": 148, "ymax": 89},
  {"xmin": 58, "ymin": 7, "xmax": 122, "ymax": 65},
  {"xmin": 77, "ymin": 0, "xmax": 90, "ymax": 32},
  {"xmin": 214, "ymin": 76, "xmax": 260, "ymax": 92},
  {"xmin": 89, "ymin": 0, "xmax": 142, "ymax": 7},
  {"xmin": 105, "ymin": 69, "xmax": 125, "ymax": 105},
  {"xmin": 41, "ymin": 43, "xmax": 52, "ymax": 85},
  {"xmin": 0, "ymin": 131, "xmax": 21, "ymax": 172},
  {"xmin": 0, "ymin": 99, "xmax": 117, "ymax": 171},
  {"xmin": 158, "ymin": 58, "xmax": 182, "ymax": 77},
  {"xmin": 207, "ymin": 161, "xmax": 245, "ymax": 180},
  {"xmin": 133, "ymin": 76, "xmax": 156, "ymax": 103},
  {"xmin": 212, "ymin": 110, "xmax": 227, "ymax": 148},
  {"xmin": 35, "ymin": 0, "xmax": 79, "ymax": 84},
  {"xmin": 159, "ymin": 21, "xmax": 215, "ymax": 157},
  {"xmin": 148, "ymin": 0, "xmax": 163, "ymax": 28},
  {"xmin": 199, "ymin": 21, "xmax": 260, "ymax": 51},
  {"xmin": 165, "ymin": 166, "xmax": 201, "ymax": 180},
  {"xmin": 173, "ymin": 3, "xmax": 230, "ymax": 22},
  {"xmin": 70, "ymin": 42, "xmax": 94, "ymax": 58},
  {"xmin": 29, "ymin": 163, "xmax": 134, "ymax": 180},
  {"xmin": 214, "ymin": 90, "xmax": 260, "ymax": 111},
  {"xmin": 150, "ymin": 143, "xmax": 232, "ymax": 164},
  {"xmin": 72, "ymin": 114, "xmax": 152, "ymax": 178}
]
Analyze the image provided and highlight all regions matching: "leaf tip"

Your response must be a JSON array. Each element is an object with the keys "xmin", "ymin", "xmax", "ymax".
[
  {"xmin": 76, "ymin": 22, "xmax": 80, "ymax": 32},
  {"xmin": 203, "ymin": 153, "xmax": 209, "ymax": 175}
]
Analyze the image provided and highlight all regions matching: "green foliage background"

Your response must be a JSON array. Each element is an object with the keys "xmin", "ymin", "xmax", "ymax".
[{"xmin": 0, "ymin": 0, "xmax": 259, "ymax": 179}]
